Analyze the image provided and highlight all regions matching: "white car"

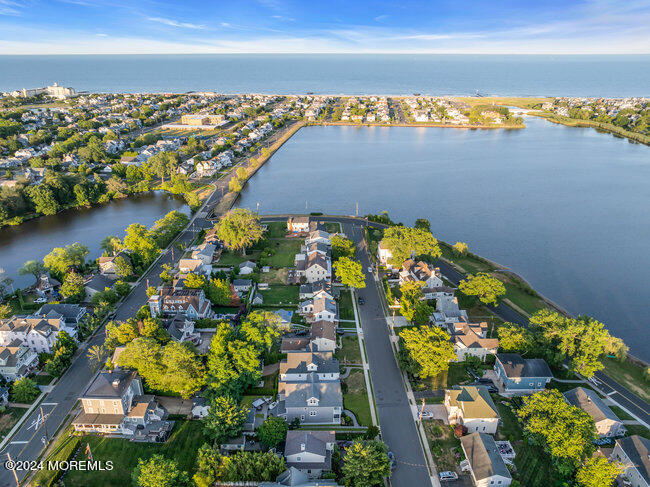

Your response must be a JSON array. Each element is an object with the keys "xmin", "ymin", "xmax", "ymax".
[
  {"xmin": 439, "ymin": 471, "xmax": 459, "ymax": 481},
  {"xmin": 367, "ymin": 266, "xmax": 373, "ymax": 273},
  {"xmin": 34, "ymin": 297, "xmax": 47, "ymax": 304},
  {"xmin": 420, "ymin": 411, "xmax": 434, "ymax": 419}
]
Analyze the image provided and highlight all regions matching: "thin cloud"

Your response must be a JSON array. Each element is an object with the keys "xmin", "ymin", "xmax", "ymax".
[
  {"xmin": 147, "ymin": 16, "xmax": 207, "ymax": 30},
  {"xmin": 0, "ymin": 0, "xmax": 23, "ymax": 16}
]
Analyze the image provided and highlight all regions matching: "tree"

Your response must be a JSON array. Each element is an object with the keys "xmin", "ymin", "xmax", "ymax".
[
  {"xmin": 11, "ymin": 377, "xmax": 40, "ymax": 403},
  {"xmin": 43, "ymin": 243, "xmax": 89, "ymax": 277},
  {"xmin": 60, "ymin": 271, "xmax": 85, "ymax": 301},
  {"xmin": 256, "ymin": 416, "xmax": 288, "ymax": 448},
  {"xmin": 575, "ymin": 456, "xmax": 623, "ymax": 487},
  {"xmin": 87, "ymin": 344, "xmax": 106, "ymax": 370},
  {"xmin": 206, "ymin": 278, "xmax": 232, "ymax": 306},
  {"xmin": 214, "ymin": 451, "xmax": 286, "ymax": 482},
  {"xmin": 204, "ymin": 395, "xmax": 248, "ymax": 444},
  {"xmin": 151, "ymin": 210, "xmax": 189, "ymax": 248},
  {"xmin": 399, "ymin": 326, "xmax": 456, "ymax": 379},
  {"xmin": 133, "ymin": 454, "xmax": 188, "ymax": 487},
  {"xmin": 228, "ymin": 178, "xmax": 243, "ymax": 192},
  {"xmin": 240, "ymin": 310, "xmax": 282, "ymax": 352},
  {"xmin": 183, "ymin": 273, "xmax": 206, "ymax": 289},
  {"xmin": 333, "ymin": 257, "xmax": 366, "ymax": 289},
  {"xmin": 412, "ymin": 300, "xmax": 434, "ymax": 325},
  {"xmin": 458, "ymin": 273, "xmax": 505, "ymax": 306},
  {"xmin": 452, "ymin": 241, "xmax": 469, "ymax": 256},
  {"xmin": 517, "ymin": 389, "xmax": 595, "ymax": 470},
  {"xmin": 381, "ymin": 226, "xmax": 441, "ymax": 265},
  {"xmin": 215, "ymin": 208, "xmax": 264, "ymax": 255},
  {"xmin": 342, "ymin": 440, "xmax": 391, "ymax": 487},
  {"xmin": 18, "ymin": 260, "xmax": 45, "ymax": 284},
  {"xmin": 414, "ymin": 218, "xmax": 431, "ymax": 232},
  {"xmin": 124, "ymin": 223, "xmax": 159, "ymax": 267},
  {"xmin": 193, "ymin": 444, "xmax": 220, "ymax": 487},
  {"xmin": 0, "ymin": 303, "xmax": 12, "ymax": 319},
  {"xmin": 497, "ymin": 323, "xmax": 534, "ymax": 352},
  {"xmin": 146, "ymin": 286, "xmax": 158, "ymax": 298},
  {"xmin": 399, "ymin": 280, "xmax": 424, "ymax": 322},
  {"xmin": 26, "ymin": 184, "xmax": 59, "ymax": 215},
  {"xmin": 331, "ymin": 234, "xmax": 355, "ymax": 259},
  {"xmin": 100, "ymin": 235, "xmax": 123, "ymax": 256},
  {"xmin": 113, "ymin": 255, "xmax": 133, "ymax": 278}
]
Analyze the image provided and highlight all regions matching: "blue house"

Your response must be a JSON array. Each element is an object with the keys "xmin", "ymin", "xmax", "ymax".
[{"xmin": 494, "ymin": 353, "xmax": 552, "ymax": 395}]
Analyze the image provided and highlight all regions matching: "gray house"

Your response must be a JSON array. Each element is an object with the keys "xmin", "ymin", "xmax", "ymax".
[
  {"xmin": 493, "ymin": 353, "xmax": 552, "ymax": 395},
  {"xmin": 564, "ymin": 387, "xmax": 625, "ymax": 438},
  {"xmin": 284, "ymin": 430, "xmax": 335, "ymax": 478},
  {"xmin": 260, "ymin": 467, "xmax": 341, "ymax": 487},
  {"xmin": 279, "ymin": 376, "xmax": 343, "ymax": 425},
  {"xmin": 460, "ymin": 432, "xmax": 512, "ymax": 487},
  {"xmin": 611, "ymin": 435, "xmax": 650, "ymax": 487}
]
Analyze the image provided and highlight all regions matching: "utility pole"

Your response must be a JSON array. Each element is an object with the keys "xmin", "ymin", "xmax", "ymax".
[{"xmin": 356, "ymin": 202, "xmax": 359, "ymax": 216}]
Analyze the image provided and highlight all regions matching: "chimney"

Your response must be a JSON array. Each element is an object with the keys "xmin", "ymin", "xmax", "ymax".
[{"xmin": 300, "ymin": 443, "xmax": 305, "ymax": 451}]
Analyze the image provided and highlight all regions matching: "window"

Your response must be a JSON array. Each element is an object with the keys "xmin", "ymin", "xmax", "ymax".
[
  {"xmin": 300, "ymin": 415, "xmax": 305, "ymax": 421},
  {"xmin": 310, "ymin": 411, "xmax": 317, "ymax": 416}
]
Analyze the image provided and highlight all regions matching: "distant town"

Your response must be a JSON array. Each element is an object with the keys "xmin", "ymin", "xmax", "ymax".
[{"xmin": 0, "ymin": 85, "xmax": 648, "ymax": 487}]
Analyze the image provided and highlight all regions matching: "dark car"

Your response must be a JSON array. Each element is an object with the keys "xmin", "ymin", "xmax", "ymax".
[{"xmin": 358, "ymin": 296, "xmax": 365, "ymax": 305}]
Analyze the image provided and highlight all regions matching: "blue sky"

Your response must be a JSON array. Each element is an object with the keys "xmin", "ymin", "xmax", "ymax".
[{"xmin": 1, "ymin": 0, "xmax": 649, "ymax": 54}]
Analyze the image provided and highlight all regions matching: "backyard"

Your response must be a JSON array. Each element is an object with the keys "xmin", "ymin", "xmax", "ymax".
[
  {"xmin": 259, "ymin": 285, "xmax": 299, "ymax": 306},
  {"xmin": 423, "ymin": 420, "xmax": 463, "ymax": 472},
  {"xmin": 342, "ymin": 369, "xmax": 372, "ymax": 427},
  {"xmin": 338, "ymin": 289, "xmax": 355, "ymax": 320},
  {"xmin": 336, "ymin": 336, "xmax": 362, "ymax": 365}
]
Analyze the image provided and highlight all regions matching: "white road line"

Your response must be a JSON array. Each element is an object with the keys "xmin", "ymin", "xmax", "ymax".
[
  {"xmin": 41, "ymin": 403, "xmax": 58, "ymax": 406},
  {"xmin": 10, "ymin": 441, "xmax": 28, "ymax": 445}
]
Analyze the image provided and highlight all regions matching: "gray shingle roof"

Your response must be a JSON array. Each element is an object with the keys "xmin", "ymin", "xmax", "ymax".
[
  {"xmin": 564, "ymin": 387, "xmax": 620, "ymax": 423},
  {"xmin": 461, "ymin": 432, "xmax": 512, "ymax": 481},
  {"xmin": 496, "ymin": 353, "xmax": 552, "ymax": 378},
  {"xmin": 82, "ymin": 370, "xmax": 137, "ymax": 399},
  {"xmin": 616, "ymin": 435, "xmax": 650, "ymax": 483}
]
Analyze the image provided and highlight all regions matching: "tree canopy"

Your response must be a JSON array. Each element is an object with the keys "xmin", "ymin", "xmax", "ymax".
[
  {"xmin": 204, "ymin": 395, "xmax": 249, "ymax": 444},
  {"xmin": 133, "ymin": 454, "xmax": 188, "ymax": 487},
  {"xmin": 575, "ymin": 456, "xmax": 623, "ymax": 487},
  {"xmin": 215, "ymin": 208, "xmax": 264, "ymax": 255},
  {"xmin": 380, "ymin": 225, "xmax": 441, "ymax": 265},
  {"xmin": 256, "ymin": 416, "xmax": 288, "ymax": 448},
  {"xmin": 331, "ymin": 234, "xmax": 355, "ymax": 260},
  {"xmin": 399, "ymin": 326, "xmax": 456, "ymax": 379},
  {"xmin": 43, "ymin": 242, "xmax": 89, "ymax": 277},
  {"xmin": 333, "ymin": 256, "xmax": 366, "ymax": 289},
  {"xmin": 458, "ymin": 272, "xmax": 506, "ymax": 306},
  {"xmin": 341, "ymin": 440, "xmax": 392, "ymax": 487}
]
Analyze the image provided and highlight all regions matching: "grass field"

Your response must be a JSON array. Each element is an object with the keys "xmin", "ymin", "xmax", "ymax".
[
  {"xmin": 453, "ymin": 96, "xmax": 551, "ymax": 109},
  {"xmin": 338, "ymin": 289, "xmax": 355, "ymax": 320},
  {"xmin": 514, "ymin": 440, "xmax": 563, "ymax": 487},
  {"xmin": 266, "ymin": 238, "xmax": 302, "ymax": 267},
  {"xmin": 265, "ymin": 222, "xmax": 288, "ymax": 238},
  {"xmin": 624, "ymin": 423, "xmax": 650, "ymax": 439},
  {"xmin": 259, "ymin": 285, "xmax": 299, "ymax": 306},
  {"xmin": 336, "ymin": 336, "xmax": 362, "ymax": 364},
  {"xmin": 493, "ymin": 398, "xmax": 523, "ymax": 442},
  {"xmin": 343, "ymin": 369, "xmax": 372, "ymax": 426},
  {"xmin": 601, "ymin": 357, "xmax": 650, "ymax": 403},
  {"xmin": 0, "ymin": 407, "xmax": 28, "ymax": 437},
  {"xmin": 62, "ymin": 421, "xmax": 206, "ymax": 486},
  {"xmin": 259, "ymin": 267, "xmax": 288, "ymax": 284},
  {"xmin": 217, "ymin": 249, "xmax": 261, "ymax": 266},
  {"xmin": 32, "ymin": 374, "xmax": 54, "ymax": 386}
]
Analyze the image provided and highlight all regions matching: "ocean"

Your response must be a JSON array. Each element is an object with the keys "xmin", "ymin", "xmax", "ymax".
[{"xmin": 1, "ymin": 54, "xmax": 649, "ymax": 97}]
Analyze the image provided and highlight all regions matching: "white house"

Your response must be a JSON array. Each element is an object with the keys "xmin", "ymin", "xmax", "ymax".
[
  {"xmin": 460, "ymin": 433, "xmax": 512, "ymax": 487},
  {"xmin": 445, "ymin": 385, "xmax": 500, "ymax": 434}
]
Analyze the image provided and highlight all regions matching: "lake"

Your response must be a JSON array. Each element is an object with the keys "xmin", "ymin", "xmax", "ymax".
[
  {"xmin": 237, "ymin": 118, "xmax": 650, "ymax": 361},
  {"xmin": 1, "ymin": 54, "xmax": 649, "ymax": 97},
  {"xmin": 0, "ymin": 192, "xmax": 189, "ymax": 289}
]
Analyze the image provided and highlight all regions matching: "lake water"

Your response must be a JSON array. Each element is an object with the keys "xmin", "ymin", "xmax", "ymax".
[
  {"xmin": 1, "ymin": 54, "xmax": 649, "ymax": 97},
  {"xmin": 0, "ymin": 192, "xmax": 188, "ymax": 289},
  {"xmin": 237, "ymin": 118, "xmax": 650, "ymax": 361}
]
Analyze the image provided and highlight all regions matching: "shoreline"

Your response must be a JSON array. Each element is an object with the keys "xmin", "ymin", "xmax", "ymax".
[{"xmin": 311, "ymin": 121, "xmax": 525, "ymax": 130}]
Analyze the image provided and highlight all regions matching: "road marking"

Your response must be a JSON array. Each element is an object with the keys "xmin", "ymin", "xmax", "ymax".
[
  {"xmin": 27, "ymin": 412, "xmax": 50, "ymax": 432},
  {"xmin": 41, "ymin": 403, "xmax": 58, "ymax": 406},
  {"xmin": 10, "ymin": 441, "xmax": 28, "ymax": 445}
]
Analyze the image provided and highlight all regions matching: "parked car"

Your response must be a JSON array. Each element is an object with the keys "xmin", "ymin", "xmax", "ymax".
[
  {"xmin": 358, "ymin": 296, "xmax": 365, "ymax": 305},
  {"xmin": 439, "ymin": 471, "xmax": 458, "ymax": 481},
  {"xmin": 34, "ymin": 297, "xmax": 47, "ymax": 304},
  {"xmin": 420, "ymin": 410, "xmax": 434, "ymax": 419}
]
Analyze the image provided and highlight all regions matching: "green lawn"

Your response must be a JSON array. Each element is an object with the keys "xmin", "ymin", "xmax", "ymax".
[
  {"xmin": 624, "ymin": 423, "xmax": 650, "ymax": 439},
  {"xmin": 427, "ymin": 363, "xmax": 473, "ymax": 390},
  {"xmin": 493, "ymin": 398, "xmax": 523, "ymax": 441},
  {"xmin": 32, "ymin": 374, "xmax": 54, "ymax": 386},
  {"xmin": 609, "ymin": 405, "xmax": 635, "ymax": 421},
  {"xmin": 259, "ymin": 285, "xmax": 299, "ymax": 306},
  {"xmin": 514, "ymin": 441, "xmax": 564, "ymax": 487},
  {"xmin": 343, "ymin": 369, "xmax": 372, "ymax": 427},
  {"xmin": 265, "ymin": 222, "xmax": 288, "ymax": 238},
  {"xmin": 336, "ymin": 336, "xmax": 362, "ymax": 364},
  {"xmin": 265, "ymin": 238, "xmax": 302, "ymax": 267},
  {"xmin": 217, "ymin": 249, "xmax": 261, "ymax": 266},
  {"xmin": 338, "ymin": 290, "xmax": 355, "ymax": 320},
  {"xmin": 601, "ymin": 357, "xmax": 650, "ymax": 403},
  {"xmin": 63, "ymin": 421, "xmax": 206, "ymax": 487},
  {"xmin": 326, "ymin": 222, "xmax": 341, "ymax": 233},
  {"xmin": 0, "ymin": 407, "xmax": 28, "ymax": 437}
]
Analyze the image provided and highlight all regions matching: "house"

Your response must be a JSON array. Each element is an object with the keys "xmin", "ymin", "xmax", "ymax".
[
  {"xmin": 148, "ymin": 287, "xmax": 214, "ymax": 320},
  {"xmin": 302, "ymin": 297, "xmax": 337, "ymax": 324},
  {"xmin": 238, "ymin": 260, "xmax": 257, "ymax": 275},
  {"xmin": 445, "ymin": 386, "xmax": 500, "ymax": 434},
  {"xmin": 449, "ymin": 322, "xmax": 499, "ymax": 361},
  {"xmin": 398, "ymin": 259, "xmax": 443, "ymax": 288},
  {"xmin": 564, "ymin": 387, "xmax": 625, "ymax": 438},
  {"xmin": 98, "ymin": 253, "xmax": 131, "ymax": 277},
  {"xmin": 280, "ymin": 352, "xmax": 340, "ymax": 382},
  {"xmin": 611, "ymin": 435, "xmax": 650, "ymax": 487},
  {"xmin": 36, "ymin": 304, "xmax": 88, "ymax": 330},
  {"xmin": 178, "ymin": 258, "xmax": 205, "ymax": 275},
  {"xmin": 421, "ymin": 285, "xmax": 455, "ymax": 301},
  {"xmin": 493, "ymin": 354, "xmax": 552, "ymax": 394},
  {"xmin": 34, "ymin": 274, "xmax": 60, "ymax": 297},
  {"xmin": 84, "ymin": 274, "xmax": 116, "ymax": 297},
  {"xmin": 310, "ymin": 321, "xmax": 337, "ymax": 352},
  {"xmin": 72, "ymin": 370, "xmax": 168, "ymax": 437},
  {"xmin": 284, "ymin": 430, "xmax": 335, "ymax": 478},
  {"xmin": 0, "ymin": 386, "xmax": 9, "ymax": 405},
  {"xmin": 431, "ymin": 295, "xmax": 469, "ymax": 326},
  {"xmin": 192, "ymin": 397, "xmax": 210, "ymax": 418},
  {"xmin": 191, "ymin": 243, "xmax": 215, "ymax": 265},
  {"xmin": 377, "ymin": 240, "xmax": 393, "ymax": 266},
  {"xmin": 279, "ymin": 378, "xmax": 343, "ymax": 425},
  {"xmin": 0, "ymin": 310, "xmax": 82, "ymax": 354},
  {"xmin": 232, "ymin": 279, "xmax": 253, "ymax": 294},
  {"xmin": 259, "ymin": 467, "xmax": 342, "ymax": 487},
  {"xmin": 305, "ymin": 230, "xmax": 331, "ymax": 246},
  {"xmin": 281, "ymin": 337, "xmax": 312, "ymax": 353},
  {"xmin": 0, "ymin": 340, "xmax": 39, "ymax": 381},
  {"xmin": 274, "ymin": 309, "xmax": 294, "ymax": 329},
  {"xmin": 299, "ymin": 281, "xmax": 334, "ymax": 300},
  {"xmin": 296, "ymin": 254, "xmax": 331, "ymax": 284},
  {"xmin": 162, "ymin": 316, "xmax": 200, "ymax": 343},
  {"xmin": 460, "ymin": 432, "xmax": 512, "ymax": 487},
  {"xmin": 287, "ymin": 216, "xmax": 310, "ymax": 233}
]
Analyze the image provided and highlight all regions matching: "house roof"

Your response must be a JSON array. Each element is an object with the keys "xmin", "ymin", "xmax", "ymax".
[
  {"xmin": 281, "ymin": 338, "xmax": 310, "ymax": 352},
  {"xmin": 460, "ymin": 432, "xmax": 512, "ymax": 481},
  {"xmin": 310, "ymin": 321, "xmax": 336, "ymax": 342},
  {"xmin": 280, "ymin": 352, "xmax": 339, "ymax": 376},
  {"xmin": 281, "ymin": 379, "xmax": 342, "ymax": 408},
  {"xmin": 36, "ymin": 304, "xmax": 87, "ymax": 325},
  {"xmin": 312, "ymin": 297, "xmax": 337, "ymax": 316},
  {"xmin": 275, "ymin": 309, "xmax": 294, "ymax": 324},
  {"xmin": 72, "ymin": 412, "xmax": 125, "ymax": 426},
  {"xmin": 85, "ymin": 274, "xmax": 117, "ymax": 292},
  {"xmin": 82, "ymin": 370, "xmax": 138, "ymax": 399},
  {"xmin": 233, "ymin": 279, "xmax": 252, "ymax": 287},
  {"xmin": 447, "ymin": 386, "xmax": 499, "ymax": 419},
  {"xmin": 496, "ymin": 353, "xmax": 552, "ymax": 379},
  {"xmin": 616, "ymin": 435, "xmax": 650, "ymax": 483},
  {"xmin": 285, "ymin": 429, "xmax": 334, "ymax": 457},
  {"xmin": 564, "ymin": 387, "xmax": 620, "ymax": 424}
]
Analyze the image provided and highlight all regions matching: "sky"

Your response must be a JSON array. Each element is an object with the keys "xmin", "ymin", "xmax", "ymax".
[{"xmin": 0, "ymin": 0, "xmax": 649, "ymax": 54}]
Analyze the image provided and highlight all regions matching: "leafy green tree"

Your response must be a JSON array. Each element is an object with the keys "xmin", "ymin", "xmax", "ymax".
[
  {"xmin": 60, "ymin": 271, "xmax": 85, "ymax": 301},
  {"xmin": 100, "ymin": 235, "xmax": 123, "ymax": 256},
  {"xmin": 256, "ymin": 416, "xmax": 288, "ymax": 448},
  {"xmin": 399, "ymin": 326, "xmax": 456, "ymax": 379},
  {"xmin": 497, "ymin": 323, "xmax": 535, "ymax": 352},
  {"xmin": 18, "ymin": 260, "xmax": 45, "ymax": 284},
  {"xmin": 240, "ymin": 310, "xmax": 282, "ymax": 352},
  {"xmin": 381, "ymin": 225, "xmax": 441, "ymax": 265},
  {"xmin": 0, "ymin": 304, "xmax": 12, "ymax": 319},
  {"xmin": 333, "ymin": 256, "xmax": 366, "ymax": 289},
  {"xmin": 412, "ymin": 300, "xmax": 434, "ymax": 325},
  {"xmin": 124, "ymin": 223, "xmax": 159, "ymax": 267},
  {"xmin": 151, "ymin": 210, "xmax": 189, "ymax": 248},
  {"xmin": 342, "ymin": 440, "xmax": 392, "ymax": 487},
  {"xmin": 331, "ymin": 234, "xmax": 355, "ymax": 259},
  {"xmin": 43, "ymin": 243, "xmax": 89, "ymax": 277},
  {"xmin": 133, "ymin": 454, "xmax": 188, "ymax": 487},
  {"xmin": 204, "ymin": 395, "xmax": 248, "ymax": 444},
  {"xmin": 183, "ymin": 273, "xmax": 206, "ymax": 289},
  {"xmin": 215, "ymin": 208, "xmax": 264, "ymax": 255},
  {"xmin": 575, "ymin": 456, "xmax": 623, "ymax": 487},
  {"xmin": 206, "ymin": 278, "xmax": 232, "ymax": 306},
  {"xmin": 228, "ymin": 177, "xmax": 243, "ymax": 192},
  {"xmin": 458, "ymin": 272, "xmax": 506, "ymax": 306},
  {"xmin": 518, "ymin": 389, "xmax": 595, "ymax": 470},
  {"xmin": 399, "ymin": 280, "xmax": 424, "ymax": 321},
  {"xmin": 148, "ymin": 151, "xmax": 180, "ymax": 183},
  {"xmin": 452, "ymin": 241, "xmax": 469, "ymax": 256},
  {"xmin": 87, "ymin": 344, "xmax": 106, "ymax": 370},
  {"xmin": 216, "ymin": 451, "xmax": 285, "ymax": 482},
  {"xmin": 26, "ymin": 184, "xmax": 59, "ymax": 215},
  {"xmin": 114, "ymin": 255, "xmax": 133, "ymax": 278},
  {"xmin": 193, "ymin": 444, "xmax": 220, "ymax": 487},
  {"xmin": 11, "ymin": 377, "xmax": 40, "ymax": 403},
  {"xmin": 414, "ymin": 218, "xmax": 431, "ymax": 231},
  {"xmin": 146, "ymin": 286, "xmax": 158, "ymax": 298}
]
